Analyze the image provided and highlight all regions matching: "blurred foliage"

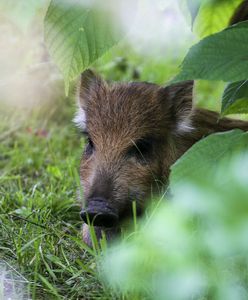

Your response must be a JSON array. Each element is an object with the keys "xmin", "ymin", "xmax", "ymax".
[
  {"xmin": 1, "ymin": 0, "xmax": 248, "ymax": 299},
  {"xmin": 0, "ymin": 0, "xmax": 49, "ymax": 31},
  {"xmin": 175, "ymin": 20, "xmax": 248, "ymax": 115},
  {"xmin": 103, "ymin": 131, "xmax": 248, "ymax": 300},
  {"xmin": 0, "ymin": 0, "xmax": 69, "ymax": 129},
  {"xmin": 193, "ymin": 0, "xmax": 242, "ymax": 37},
  {"xmin": 175, "ymin": 22, "xmax": 248, "ymax": 83},
  {"xmin": 42, "ymin": 0, "xmax": 248, "ymax": 115},
  {"xmin": 222, "ymin": 81, "xmax": 248, "ymax": 115},
  {"xmin": 170, "ymin": 130, "xmax": 248, "ymax": 187},
  {"xmin": 44, "ymin": 0, "xmax": 123, "ymax": 94}
]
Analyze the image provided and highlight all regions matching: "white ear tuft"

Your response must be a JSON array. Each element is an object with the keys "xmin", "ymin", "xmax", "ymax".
[
  {"xmin": 176, "ymin": 118, "xmax": 194, "ymax": 134},
  {"xmin": 73, "ymin": 107, "xmax": 86, "ymax": 131}
]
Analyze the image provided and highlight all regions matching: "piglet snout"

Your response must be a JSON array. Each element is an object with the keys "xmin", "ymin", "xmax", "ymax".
[{"xmin": 80, "ymin": 197, "xmax": 119, "ymax": 228}]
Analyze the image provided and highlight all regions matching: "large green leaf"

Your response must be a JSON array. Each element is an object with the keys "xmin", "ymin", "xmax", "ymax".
[
  {"xmin": 221, "ymin": 80, "xmax": 248, "ymax": 115},
  {"xmin": 174, "ymin": 21, "xmax": 248, "ymax": 83},
  {"xmin": 44, "ymin": 0, "xmax": 121, "ymax": 94},
  {"xmin": 194, "ymin": 0, "xmax": 242, "ymax": 38},
  {"xmin": 170, "ymin": 130, "xmax": 248, "ymax": 188}
]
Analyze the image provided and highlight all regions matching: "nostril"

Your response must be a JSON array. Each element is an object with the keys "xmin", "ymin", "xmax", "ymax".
[
  {"xmin": 80, "ymin": 209, "xmax": 90, "ymax": 224},
  {"xmin": 80, "ymin": 210, "xmax": 118, "ymax": 228},
  {"xmin": 80, "ymin": 198, "xmax": 119, "ymax": 228}
]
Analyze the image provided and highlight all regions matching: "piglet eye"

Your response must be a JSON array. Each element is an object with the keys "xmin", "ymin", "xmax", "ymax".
[
  {"xmin": 127, "ymin": 138, "xmax": 154, "ymax": 162},
  {"xmin": 85, "ymin": 137, "xmax": 94, "ymax": 156}
]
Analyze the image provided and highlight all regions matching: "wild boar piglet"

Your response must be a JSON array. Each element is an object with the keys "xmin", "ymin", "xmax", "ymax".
[{"xmin": 74, "ymin": 70, "xmax": 248, "ymax": 245}]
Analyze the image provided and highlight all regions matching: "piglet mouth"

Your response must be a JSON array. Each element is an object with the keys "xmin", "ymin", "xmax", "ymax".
[
  {"xmin": 82, "ymin": 223, "xmax": 120, "ymax": 247},
  {"xmin": 80, "ymin": 209, "xmax": 119, "ymax": 228},
  {"xmin": 80, "ymin": 198, "xmax": 120, "ymax": 247}
]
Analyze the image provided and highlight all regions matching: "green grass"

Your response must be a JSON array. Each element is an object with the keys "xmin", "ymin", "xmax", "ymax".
[
  {"xmin": 0, "ymin": 57, "xmax": 233, "ymax": 299},
  {"xmin": 0, "ymin": 43, "xmax": 243, "ymax": 299},
  {"xmin": 1, "ymin": 2, "xmax": 247, "ymax": 298},
  {"xmin": 0, "ymin": 47, "xmax": 186, "ymax": 299},
  {"xmin": 0, "ymin": 114, "xmax": 119, "ymax": 299}
]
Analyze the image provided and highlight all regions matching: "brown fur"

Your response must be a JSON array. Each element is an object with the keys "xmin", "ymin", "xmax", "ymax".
[
  {"xmin": 75, "ymin": 71, "xmax": 248, "ymax": 245},
  {"xmin": 75, "ymin": 1, "xmax": 248, "ymax": 244},
  {"xmin": 172, "ymin": 108, "xmax": 248, "ymax": 166}
]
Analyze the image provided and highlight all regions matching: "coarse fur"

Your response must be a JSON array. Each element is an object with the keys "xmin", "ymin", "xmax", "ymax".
[
  {"xmin": 74, "ymin": 70, "xmax": 248, "ymax": 245},
  {"xmin": 75, "ymin": 0, "xmax": 248, "ymax": 244}
]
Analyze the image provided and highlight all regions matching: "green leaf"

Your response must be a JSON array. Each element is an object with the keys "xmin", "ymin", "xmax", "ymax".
[
  {"xmin": 44, "ymin": 0, "xmax": 121, "ymax": 95},
  {"xmin": 174, "ymin": 21, "xmax": 248, "ymax": 83},
  {"xmin": 222, "ymin": 80, "xmax": 248, "ymax": 115},
  {"xmin": 194, "ymin": 0, "xmax": 242, "ymax": 38},
  {"xmin": 103, "ymin": 142, "xmax": 248, "ymax": 299},
  {"xmin": 170, "ymin": 130, "xmax": 248, "ymax": 188}
]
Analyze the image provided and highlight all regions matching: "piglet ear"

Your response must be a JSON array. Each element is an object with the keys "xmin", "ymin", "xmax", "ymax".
[
  {"xmin": 78, "ymin": 69, "xmax": 105, "ymax": 109},
  {"xmin": 160, "ymin": 81, "xmax": 194, "ymax": 131},
  {"xmin": 74, "ymin": 69, "xmax": 105, "ymax": 130}
]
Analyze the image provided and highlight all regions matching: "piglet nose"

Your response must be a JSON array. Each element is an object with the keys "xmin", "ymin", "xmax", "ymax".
[{"xmin": 80, "ymin": 197, "xmax": 119, "ymax": 228}]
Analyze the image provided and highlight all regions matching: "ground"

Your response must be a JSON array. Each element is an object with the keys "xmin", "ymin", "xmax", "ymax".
[
  {"xmin": 0, "ymin": 52, "xmax": 225, "ymax": 299},
  {"xmin": 0, "ymin": 119, "xmax": 109, "ymax": 299}
]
